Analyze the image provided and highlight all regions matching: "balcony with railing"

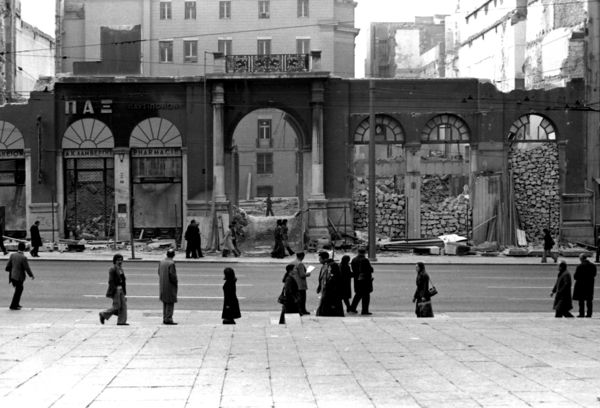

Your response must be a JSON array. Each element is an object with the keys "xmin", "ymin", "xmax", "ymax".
[{"xmin": 212, "ymin": 50, "xmax": 322, "ymax": 75}]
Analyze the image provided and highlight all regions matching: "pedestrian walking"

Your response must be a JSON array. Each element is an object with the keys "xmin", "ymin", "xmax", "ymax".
[
  {"xmin": 99, "ymin": 254, "xmax": 128, "ymax": 325},
  {"xmin": 271, "ymin": 219, "xmax": 285, "ymax": 259},
  {"xmin": 29, "ymin": 220, "xmax": 42, "ymax": 257},
  {"xmin": 222, "ymin": 267, "xmax": 241, "ymax": 325},
  {"xmin": 281, "ymin": 219, "xmax": 294, "ymax": 256},
  {"xmin": 279, "ymin": 264, "xmax": 302, "ymax": 324},
  {"xmin": 158, "ymin": 249, "xmax": 178, "ymax": 325},
  {"xmin": 221, "ymin": 224, "xmax": 238, "ymax": 257},
  {"xmin": 316, "ymin": 251, "xmax": 344, "ymax": 317},
  {"xmin": 348, "ymin": 247, "xmax": 374, "ymax": 315},
  {"xmin": 413, "ymin": 262, "xmax": 434, "ymax": 318},
  {"xmin": 541, "ymin": 228, "xmax": 558, "ymax": 263},
  {"xmin": 265, "ymin": 194, "xmax": 274, "ymax": 216},
  {"xmin": 230, "ymin": 221, "xmax": 242, "ymax": 257},
  {"xmin": 290, "ymin": 251, "xmax": 311, "ymax": 315},
  {"xmin": 573, "ymin": 253, "xmax": 596, "ymax": 318},
  {"xmin": 185, "ymin": 220, "xmax": 202, "ymax": 258},
  {"xmin": 0, "ymin": 216, "xmax": 8, "ymax": 255},
  {"xmin": 339, "ymin": 255, "xmax": 353, "ymax": 312},
  {"xmin": 551, "ymin": 261, "xmax": 574, "ymax": 318},
  {"xmin": 6, "ymin": 242, "xmax": 34, "ymax": 310}
]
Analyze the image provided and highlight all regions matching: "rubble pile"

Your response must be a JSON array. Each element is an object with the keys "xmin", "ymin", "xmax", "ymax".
[
  {"xmin": 420, "ymin": 175, "xmax": 471, "ymax": 237},
  {"xmin": 353, "ymin": 178, "xmax": 406, "ymax": 239},
  {"xmin": 238, "ymin": 197, "xmax": 299, "ymax": 216},
  {"xmin": 509, "ymin": 143, "xmax": 559, "ymax": 242}
]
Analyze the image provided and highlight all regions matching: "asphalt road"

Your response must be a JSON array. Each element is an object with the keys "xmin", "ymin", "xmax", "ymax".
[{"xmin": 1, "ymin": 261, "xmax": 594, "ymax": 313}]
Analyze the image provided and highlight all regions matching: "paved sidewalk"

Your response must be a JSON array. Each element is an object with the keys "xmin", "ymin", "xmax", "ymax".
[
  {"xmin": 0, "ymin": 247, "xmax": 593, "ymax": 266},
  {"xmin": 1, "ymin": 309, "xmax": 599, "ymax": 407}
]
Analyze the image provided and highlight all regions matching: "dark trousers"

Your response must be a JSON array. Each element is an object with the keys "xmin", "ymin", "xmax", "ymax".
[
  {"xmin": 555, "ymin": 309, "xmax": 574, "ymax": 318},
  {"xmin": 579, "ymin": 300, "xmax": 593, "ymax": 317},
  {"xmin": 266, "ymin": 208, "xmax": 274, "ymax": 216},
  {"xmin": 10, "ymin": 280, "xmax": 24, "ymax": 308},
  {"xmin": 350, "ymin": 291, "xmax": 370, "ymax": 313},
  {"xmin": 163, "ymin": 302, "xmax": 175, "ymax": 323},
  {"xmin": 30, "ymin": 246, "xmax": 39, "ymax": 256},
  {"xmin": 0, "ymin": 239, "xmax": 7, "ymax": 254},
  {"xmin": 186, "ymin": 243, "xmax": 201, "ymax": 258},
  {"xmin": 298, "ymin": 290, "xmax": 308, "ymax": 314}
]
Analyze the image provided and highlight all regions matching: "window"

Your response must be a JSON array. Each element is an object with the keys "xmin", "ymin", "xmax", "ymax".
[
  {"xmin": 160, "ymin": 2, "xmax": 171, "ymax": 19},
  {"xmin": 378, "ymin": 39, "xmax": 388, "ymax": 59},
  {"xmin": 184, "ymin": 40, "xmax": 197, "ymax": 63},
  {"xmin": 257, "ymin": 39, "xmax": 271, "ymax": 55},
  {"xmin": 185, "ymin": 1, "xmax": 196, "ymax": 19},
  {"xmin": 257, "ymin": 153, "xmax": 273, "ymax": 174},
  {"xmin": 257, "ymin": 185, "xmax": 273, "ymax": 197},
  {"xmin": 298, "ymin": 0, "xmax": 308, "ymax": 17},
  {"xmin": 159, "ymin": 41, "xmax": 173, "ymax": 63},
  {"xmin": 258, "ymin": 119, "xmax": 271, "ymax": 139},
  {"xmin": 219, "ymin": 1, "xmax": 231, "ymax": 19},
  {"xmin": 218, "ymin": 39, "xmax": 232, "ymax": 56},
  {"xmin": 296, "ymin": 39, "xmax": 310, "ymax": 54},
  {"xmin": 259, "ymin": 1, "xmax": 270, "ymax": 18}
]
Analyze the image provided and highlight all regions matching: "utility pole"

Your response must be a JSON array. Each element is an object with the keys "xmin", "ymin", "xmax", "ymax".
[{"xmin": 368, "ymin": 80, "xmax": 377, "ymax": 261}]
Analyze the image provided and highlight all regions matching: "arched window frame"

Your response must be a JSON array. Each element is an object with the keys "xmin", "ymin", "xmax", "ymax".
[
  {"xmin": 130, "ymin": 117, "xmax": 183, "ymax": 148},
  {"xmin": 508, "ymin": 114, "xmax": 556, "ymax": 142},
  {"xmin": 354, "ymin": 115, "xmax": 405, "ymax": 145},
  {"xmin": 420, "ymin": 114, "xmax": 470, "ymax": 143},
  {"xmin": 62, "ymin": 118, "xmax": 114, "ymax": 149}
]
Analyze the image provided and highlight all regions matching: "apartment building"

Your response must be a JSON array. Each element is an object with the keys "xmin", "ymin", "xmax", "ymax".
[{"xmin": 56, "ymin": 0, "xmax": 359, "ymax": 77}]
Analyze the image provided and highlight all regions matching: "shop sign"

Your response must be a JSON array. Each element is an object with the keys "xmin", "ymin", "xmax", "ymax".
[
  {"xmin": 131, "ymin": 148, "xmax": 181, "ymax": 157},
  {"xmin": 127, "ymin": 103, "xmax": 180, "ymax": 110},
  {"xmin": 0, "ymin": 173, "xmax": 15, "ymax": 184},
  {"xmin": 63, "ymin": 149, "xmax": 113, "ymax": 158},
  {"xmin": 0, "ymin": 150, "xmax": 24, "ymax": 159}
]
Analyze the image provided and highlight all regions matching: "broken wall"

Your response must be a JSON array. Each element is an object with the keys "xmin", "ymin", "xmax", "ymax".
[
  {"xmin": 353, "ymin": 177, "xmax": 406, "ymax": 239},
  {"xmin": 420, "ymin": 175, "xmax": 471, "ymax": 238}
]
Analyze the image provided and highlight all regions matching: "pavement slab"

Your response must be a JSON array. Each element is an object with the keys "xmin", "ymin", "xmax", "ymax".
[{"xmin": 1, "ymin": 309, "xmax": 600, "ymax": 407}]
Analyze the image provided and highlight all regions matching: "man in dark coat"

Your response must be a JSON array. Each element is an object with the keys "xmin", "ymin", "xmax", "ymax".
[
  {"xmin": 315, "ymin": 251, "xmax": 344, "ymax": 317},
  {"xmin": 6, "ymin": 242, "xmax": 35, "ymax": 310},
  {"xmin": 184, "ymin": 220, "xmax": 201, "ymax": 258},
  {"xmin": 0, "ymin": 216, "xmax": 8, "ymax": 255},
  {"xmin": 265, "ymin": 194, "xmax": 274, "ymax": 216},
  {"xmin": 29, "ymin": 221, "xmax": 42, "ymax": 257},
  {"xmin": 348, "ymin": 247, "xmax": 374, "ymax": 315},
  {"xmin": 158, "ymin": 249, "xmax": 178, "ymax": 325},
  {"xmin": 551, "ymin": 261, "xmax": 574, "ymax": 318},
  {"xmin": 573, "ymin": 253, "xmax": 597, "ymax": 318}
]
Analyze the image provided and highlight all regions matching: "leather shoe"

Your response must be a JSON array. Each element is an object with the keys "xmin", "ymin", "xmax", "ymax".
[
  {"xmin": 361, "ymin": 312, "xmax": 373, "ymax": 315},
  {"xmin": 117, "ymin": 323, "xmax": 129, "ymax": 326},
  {"xmin": 163, "ymin": 321, "xmax": 178, "ymax": 325},
  {"xmin": 99, "ymin": 313, "xmax": 105, "ymax": 324},
  {"xmin": 347, "ymin": 309, "xmax": 358, "ymax": 314},
  {"xmin": 9, "ymin": 306, "xmax": 21, "ymax": 310}
]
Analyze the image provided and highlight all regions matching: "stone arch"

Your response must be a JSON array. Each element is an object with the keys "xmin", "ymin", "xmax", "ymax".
[
  {"xmin": 354, "ymin": 114, "xmax": 405, "ymax": 144},
  {"xmin": 0, "ymin": 121, "xmax": 24, "ymax": 149},
  {"xmin": 508, "ymin": 114, "xmax": 556, "ymax": 141},
  {"xmin": 63, "ymin": 118, "xmax": 114, "ymax": 149},
  {"xmin": 130, "ymin": 117, "xmax": 182, "ymax": 148},
  {"xmin": 421, "ymin": 114, "xmax": 470, "ymax": 142}
]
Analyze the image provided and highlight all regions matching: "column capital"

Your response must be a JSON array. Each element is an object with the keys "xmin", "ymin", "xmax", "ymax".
[
  {"xmin": 212, "ymin": 82, "xmax": 225, "ymax": 104},
  {"xmin": 311, "ymin": 80, "xmax": 325, "ymax": 104}
]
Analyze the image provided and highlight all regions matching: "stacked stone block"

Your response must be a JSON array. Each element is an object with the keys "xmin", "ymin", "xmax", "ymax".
[
  {"xmin": 420, "ymin": 175, "xmax": 471, "ymax": 238},
  {"xmin": 509, "ymin": 142, "xmax": 559, "ymax": 242},
  {"xmin": 353, "ymin": 178, "xmax": 407, "ymax": 239}
]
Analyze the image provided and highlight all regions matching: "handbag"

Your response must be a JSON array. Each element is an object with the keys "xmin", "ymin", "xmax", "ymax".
[
  {"xmin": 428, "ymin": 275, "xmax": 438, "ymax": 297},
  {"xmin": 277, "ymin": 287, "xmax": 285, "ymax": 304}
]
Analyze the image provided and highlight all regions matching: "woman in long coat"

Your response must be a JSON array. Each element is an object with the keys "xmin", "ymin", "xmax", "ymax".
[
  {"xmin": 99, "ymin": 253, "xmax": 128, "ymax": 325},
  {"xmin": 551, "ymin": 261, "xmax": 574, "ymax": 318},
  {"xmin": 222, "ymin": 267, "xmax": 241, "ymax": 324},
  {"xmin": 279, "ymin": 264, "xmax": 301, "ymax": 324},
  {"xmin": 339, "ymin": 255, "xmax": 353, "ymax": 312},
  {"xmin": 413, "ymin": 262, "xmax": 433, "ymax": 318},
  {"xmin": 221, "ymin": 224, "xmax": 236, "ymax": 257},
  {"xmin": 316, "ymin": 252, "xmax": 345, "ymax": 317}
]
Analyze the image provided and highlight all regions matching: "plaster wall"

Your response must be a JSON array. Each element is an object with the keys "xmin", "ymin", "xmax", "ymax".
[
  {"xmin": 394, "ymin": 29, "xmax": 420, "ymax": 75},
  {"xmin": 15, "ymin": 23, "xmax": 54, "ymax": 99}
]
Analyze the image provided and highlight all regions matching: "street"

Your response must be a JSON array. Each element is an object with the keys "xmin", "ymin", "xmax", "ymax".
[{"xmin": 2, "ymin": 260, "xmax": 593, "ymax": 313}]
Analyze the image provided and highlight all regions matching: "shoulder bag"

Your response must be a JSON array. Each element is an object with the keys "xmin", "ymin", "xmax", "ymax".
[{"xmin": 428, "ymin": 275, "xmax": 438, "ymax": 297}]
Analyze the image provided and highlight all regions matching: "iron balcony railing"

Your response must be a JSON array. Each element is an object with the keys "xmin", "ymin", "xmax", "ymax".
[{"xmin": 225, "ymin": 54, "xmax": 310, "ymax": 73}]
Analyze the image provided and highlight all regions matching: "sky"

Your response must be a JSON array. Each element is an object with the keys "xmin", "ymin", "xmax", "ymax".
[{"xmin": 19, "ymin": 0, "xmax": 457, "ymax": 78}]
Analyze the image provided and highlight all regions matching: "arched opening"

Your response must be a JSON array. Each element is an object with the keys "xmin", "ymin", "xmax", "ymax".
[
  {"xmin": 130, "ymin": 118, "xmax": 183, "ymax": 240},
  {"xmin": 352, "ymin": 114, "xmax": 406, "ymax": 239},
  {"xmin": 420, "ymin": 114, "xmax": 471, "ymax": 238},
  {"xmin": 508, "ymin": 114, "xmax": 558, "ymax": 242},
  {"xmin": 63, "ymin": 119, "xmax": 115, "ymax": 239},
  {"xmin": 0, "ymin": 121, "xmax": 26, "ymax": 236},
  {"xmin": 229, "ymin": 108, "xmax": 304, "ymax": 251}
]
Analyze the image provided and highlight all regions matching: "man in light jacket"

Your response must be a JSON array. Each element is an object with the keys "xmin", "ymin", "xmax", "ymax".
[
  {"xmin": 158, "ymin": 249, "xmax": 178, "ymax": 325},
  {"xmin": 290, "ymin": 251, "xmax": 311, "ymax": 315},
  {"xmin": 6, "ymin": 242, "xmax": 34, "ymax": 310}
]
